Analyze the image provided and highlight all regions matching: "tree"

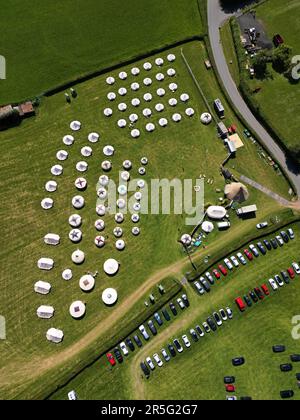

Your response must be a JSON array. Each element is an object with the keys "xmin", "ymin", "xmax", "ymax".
[
  {"xmin": 272, "ymin": 44, "xmax": 293, "ymax": 74},
  {"xmin": 252, "ymin": 51, "xmax": 268, "ymax": 79}
]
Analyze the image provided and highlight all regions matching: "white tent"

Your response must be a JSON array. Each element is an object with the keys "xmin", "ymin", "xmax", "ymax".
[
  {"xmin": 37, "ymin": 305, "xmax": 54, "ymax": 319},
  {"xmin": 95, "ymin": 219, "xmax": 105, "ymax": 231},
  {"xmin": 99, "ymin": 175, "xmax": 109, "ymax": 186},
  {"xmin": 115, "ymin": 212, "xmax": 125, "ymax": 223},
  {"xmin": 129, "ymin": 114, "xmax": 138, "ymax": 123},
  {"xmin": 76, "ymin": 161, "xmax": 88, "ymax": 172},
  {"xmin": 117, "ymin": 198, "xmax": 126, "ymax": 209},
  {"xmin": 143, "ymin": 62, "xmax": 152, "ymax": 71},
  {"xmin": 56, "ymin": 150, "xmax": 68, "ymax": 161},
  {"xmin": 69, "ymin": 301, "xmax": 86, "ymax": 319},
  {"xmin": 185, "ymin": 107, "xmax": 195, "ymax": 117},
  {"xmin": 102, "ymin": 161, "xmax": 112, "ymax": 171},
  {"xmin": 131, "ymin": 67, "xmax": 140, "ymax": 76},
  {"xmin": 156, "ymin": 73, "xmax": 164, "ymax": 82},
  {"xmin": 118, "ymin": 87, "xmax": 127, "ymax": 96},
  {"xmin": 118, "ymin": 185, "xmax": 127, "ymax": 196},
  {"xmin": 159, "ymin": 118, "xmax": 168, "ymax": 127},
  {"xmin": 181, "ymin": 234, "xmax": 192, "ymax": 246},
  {"xmin": 132, "ymin": 227, "xmax": 140, "ymax": 236},
  {"xmin": 95, "ymin": 235, "xmax": 105, "ymax": 248},
  {"xmin": 79, "ymin": 275, "xmax": 95, "ymax": 292},
  {"xmin": 135, "ymin": 191, "xmax": 142, "ymax": 201},
  {"xmin": 104, "ymin": 108, "xmax": 113, "ymax": 117},
  {"xmin": 138, "ymin": 167, "xmax": 146, "ymax": 176},
  {"xmin": 167, "ymin": 68, "xmax": 176, "ymax": 77},
  {"xmin": 70, "ymin": 121, "xmax": 81, "ymax": 131},
  {"xmin": 172, "ymin": 113, "xmax": 182, "ymax": 122},
  {"xmin": 146, "ymin": 123, "xmax": 156, "ymax": 132},
  {"xmin": 121, "ymin": 171, "xmax": 130, "ymax": 182},
  {"xmin": 62, "ymin": 269, "xmax": 73, "ymax": 281},
  {"xmin": 102, "ymin": 288, "xmax": 118, "ymax": 305},
  {"xmin": 157, "ymin": 88, "xmax": 166, "ymax": 97},
  {"xmin": 38, "ymin": 258, "xmax": 54, "ymax": 271},
  {"xmin": 141, "ymin": 157, "xmax": 148, "ymax": 165},
  {"xmin": 118, "ymin": 119, "xmax": 127, "ymax": 128},
  {"xmin": 143, "ymin": 93, "xmax": 152, "ymax": 102},
  {"xmin": 63, "ymin": 135, "xmax": 75, "ymax": 146},
  {"xmin": 119, "ymin": 71, "xmax": 127, "ymax": 80},
  {"xmin": 69, "ymin": 214, "xmax": 81, "ymax": 228},
  {"xmin": 131, "ymin": 213, "xmax": 140, "ymax": 223},
  {"xmin": 167, "ymin": 53, "xmax": 176, "ymax": 62},
  {"xmin": 116, "ymin": 239, "xmax": 125, "ymax": 251},
  {"xmin": 44, "ymin": 233, "xmax": 60, "ymax": 246},
  {"xmin": 96, "ymin": 204, "xmax": 106, "ymax": 216},
  {"xmin": 137, "ymin": 179, "xmax": 145, "ymax": 189},
  {"xmin": 41, "ymin": 198, "xmax": 54, "ymax": 210},
  {"xmin": 155, "ymin": 103, "xmax": 164, "ymax": 112},
  {"xmin": 123, "ymin": 160, "xmax": 132, "ymax": 170},
  {"xmin": 131, "ymin": 82, "xmax": 140, "ymax": 92},
  {"xmin": 201, "ymin": 112, "xmax": 212, "ymax": 125},
  {"xmin": 81, "ymin": 146, "xmax": 92, "ymax": 157},
  {"xmin": 143, "ymin": 108, "xmax": 152, "ymax": 118},
  {"xmin": 69, "ymin": 229, "xmax": 82, "ymax": 243},
  {"xmin": 103, "ymin": 145, "xmax": 115, "ymax": 157},
  {"xmin": 46, "ymin": 328, "xmax": 64, "ymax": 344},
  {"xmin": 45, "ymin": 180, "xmax": 57, "ymax": 193},
  {"xmin": 143, "ymin": 78, "xmax": 152, "ymax": 86},
  {"xmin": 71, "ymin": 249, "xmax": 85, "ymax": 264},
  {"xmin": 75, "ymin": 177, "xmax": 87, "ymax": 190},
  {"xmin": 133, "ymin": 202, "xmax": 141, "ymax": 212},
  {"xmin": 169, "ymin": 83, "xmax": 178, "ymax": 92},
  {"xmin": 118, "ymin": 103, "xmax": 127, "ymax": 112},
  {"xmin": 155, "ymin": 57, "xmax": 164, "ymax": 66},
  {"xmin": 106, "ymin": 76, "xmax": 115, "ymax": 85},
  {"xmin": 107, "ymin": 92, "xmax": 116, "ymax": 101},
  {"xmin": 113, "ymin": 227, "xmax": 123, "ymax": 238},
  {"xmin": 104, "ymin": 259, "xmax": 119, "ymax": 276},
  {"xmin": 207, "ymin": 206, "xmax": 227, "ymax": 220},
  {"xmin": 97, "ymin": 187, "xmax": 107, "ymax": 200},
  {"xmin": 131, "ymin": 129, "xmax": 140, "ymax": 138},
  {"xmin": 34, "ymin": 281, "xmax": 51, "ymax": 295},
  {"xmin": 88, "ymin": 132, "xmax": 99, "ymax": 143},
  {"xmin": 131, "ymin": 98, "xmax": 140, "ymax": 107},
  {"xmin": 180, "ymin": 93, "xmax": 190, "ymax": 103},
  {"xmin": 51, "ymin": 165, "xmax": 63, "ymax": 176},
  {"xmin": 169, "ymin": 98, "xmax": 177, "ymax": 107},
  {"xmin": 72, "ymin": 195, "xmax": 85, "ymax": 209},
  {"xmin": 202, "ymin": 221, "xmax": 215, "ymax": 233}
]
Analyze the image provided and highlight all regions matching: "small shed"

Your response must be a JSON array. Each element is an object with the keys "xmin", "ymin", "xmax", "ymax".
[
  {"xmin": 34, "ymin": 281, "xmax": 51, "ymax": 295},
  {"xmin": 38, "ymin": 258, "xmax": 54, "ymax": 271},
  {"xmin": 44, "ymin": 233, "xmax": 60, "ymax": 246},
  {"xmin": 37, "ymin": 305, "xmax": 54, "ymax": 319},
  {"xmin": 46, "ymin": 328, "xmax": 64, "ymax": 344}
]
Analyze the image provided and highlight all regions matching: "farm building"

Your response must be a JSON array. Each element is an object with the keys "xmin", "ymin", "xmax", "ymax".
[{"xmin": 18, "ymin": 102, "xmax": 35, "ymax": 118}]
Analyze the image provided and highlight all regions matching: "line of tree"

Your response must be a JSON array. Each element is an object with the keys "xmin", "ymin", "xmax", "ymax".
[{"xmin": 252, "ymin": 44, "xmax": 294, "ymax": 80}]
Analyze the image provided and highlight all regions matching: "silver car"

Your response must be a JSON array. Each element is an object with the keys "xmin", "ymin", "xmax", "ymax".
[
  {"xmin": 153, "ymin": 353, "xmax": 163, "ymax": 367},
  {"xmin": 161, "ymin": 348, "xmax": 170, "ymax": 362},
  {"xmin": 139, "ymin": 325, "xmax": 150, "ymax": 341},
  {"xmin": 146, "ymin": 357, "xmax": 155, "ymax": 370}
]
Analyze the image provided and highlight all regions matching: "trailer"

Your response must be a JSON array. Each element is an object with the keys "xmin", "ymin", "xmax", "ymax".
[
  {"xmin": 214, "ymin": 98, "xmax": 225, "ymax": 118},
  {"xmin": 236, "ymin": 204, "xmax": 257, "ymax": 217}
]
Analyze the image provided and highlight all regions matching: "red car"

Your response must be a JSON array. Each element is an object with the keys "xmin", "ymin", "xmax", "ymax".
[
  {"xmin": 287, "ymin": 268, "xmax": 295, "ymax": 279},
  {"xmin": 226, "ymin": 384, "xmax": 236, "ymax": 392},
  {"xmin": 213, "ymin": 269, "xmax": 221, "ymax": 280},
  {"xmin": 106, "ymin": 353, "xmax": 116, "ymax": 367},
  {"xmin": 218, "ymin": 264, "xmax": 228, "ymax": 276},
  {"xmin": 235, "ymin": 297, "xmax": 246, "ymax": 312},
  {"xmin": 244, "ymin": 249, "xmax": 254, "ymax": 261},
  {"xmin": 261, "ymin": 284, "xmax": 270, "ymax": 296}
]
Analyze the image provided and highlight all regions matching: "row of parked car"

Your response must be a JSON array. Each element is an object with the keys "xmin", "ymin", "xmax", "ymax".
[
  {"xmin": 194, "ymin": 229, "xmax": 296, "ymax": 296},
  {"xmin": 140, "ymin": 306, "xmax": 234, "ymax": 377},
  {"xmin": 272, "ymin": 345, "xmax": 300, "ymax": 399},
  {"xmin": 106, "ymin": 294, "xmax": 190, "ymax": 366},
  {"xmin": 235, "ymin": 259, "xmax": 300, "ymax": 312}
]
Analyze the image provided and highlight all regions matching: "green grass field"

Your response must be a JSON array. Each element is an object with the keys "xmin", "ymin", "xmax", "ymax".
[
  {"xmin": 0, "ymin": 35, "xmax": 296, "ymax": 399},
  {"xmin": 0, "ymin": 0, "xmax": 203, "ymax": 105},
  {"xmin": 220, "ymin": 22, "xmax": 240, "ymax": 85},
  {"xmin": 51, "ymin": 222, "xmax": 300, "ymax": 400}
]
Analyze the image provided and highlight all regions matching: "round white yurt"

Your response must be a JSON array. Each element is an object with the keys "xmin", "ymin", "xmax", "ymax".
[
  {"xmin": 69, "ymin": 214, "xmax": 82, "ymax": 228},
  {"xmin": 146, "ymin": 123, "xmax": 156, "ymax": 132},
  {"xmin": 99, "ymin": 175, "xmax": 109, "ymax": 187},
  {"xmin": 137, "ymin": 179, "xmax": 145, "ymax": 189},
  {"xmin": 143, "ymin": 108, "xmax": 152, "ymax": 118},
  {"xmin": 119, "ymin": 71, "xmax": 127, "ymax": 80},
  {"xmin": 69, "ymin": 229, "xmax": 82, "ymax": 243},
  {"xmin": 69, "ymin": 301, "xmax": 86, "ymax": 319},
  {"xmin": 95, "ymin": 219, "xmax": 105, "ymax": 231},
  {"xmin": 201, "ymin": 113, "xmax": 212, "ymax": 125},
  {"xmin": 63, "ymin": 135, "xmax": 75, "ymax": 146},
  {"xmin": 115, "ymin": 213, "xmax": 125, "ymax": 223},
  {"xmin": 79, "ymin": 275, "xmax": 95, "ymax": 292},
  {"xmin": 107, "ymin": 92, "xmax": 116, "ymax": 101},
  {"xmin": 185, "ymin": 108, "xmax": 195, "ymax": 117},
  {"xmin": 129, "ymin": 113, "xmax": 138, "ymax": 123},
  {"xmin": 167, "ymin": 68, "xmax": 176, "ymax": 77},
  {"xmin": 155, "ymin": 103, "xmax": 164, "ymax": 112},
  {"xmin": 131, "ymin": 98, "xmax": 140, "ymax": 107},
  {"xmin": 70, "ymin": 120, "xmax": 81, "ymax": 131},
  {"xmin": 118, "ymin": 119, "xmax": 127, "ymax": 128},
  {"xmin": 41, "ymin": 198, "xmax": 54, "ymax": 210},
  {"xmin": 44, "ymin": 233, "xmax": 60, "ymax": 246},
  {"xmin": 155, "ymin": 57, "xmax": 164, "ymax": 66},
  {"xmin": 45, "ymin": 180, "xmax": 58, "ymax": 193},
  {"xmin": 123, "ymin": 160, "xmax": 132, "ymax": 170},
  {"xmin": 81, "ymin": 146, "xmax": 93, "ymax": 157},
  {"xmin": 169, "ymin": 98, "xmax": 177, "ymax": 107},
  {"xmin": 118, "ymin": 185, "xmax": 127, "ymax": 196},
  {"xmin": 131, "ymin": 67, "xmax": 140, "ymax": 76},
  {"xmin": 76, "ymin": 161, "xmax": 88, "ymax": 173},
  {"xmin": 116, "ymin": 239, "xmax": 125, "ymax": 251},
  {"xmin": 101, "ymin": 160, "xmax": 112, "ymax": 171},
  {"xmin": 62, "ymin": 269, "xmax": 73, "ymax": 281},
  {"xmin": 106, "ymin": 76, "xmax": 115, "ymax": 85},
  {"xmin": 71, "ymin": 249, "xmax": 85, "ymax": 265},
  {"xmin": 37, "ymin": 305, "xmax": 54, "ymax": 319},
  {"xmin": 159, "ymin": 118, "xmax": 168, "ymax": 127},
  {"xmin": 132, "ymin": 227, "xmax": 140, "ymax": 236},
  {"xmin": 138, "ymin": 167, "xmax": 146, "ymax": 176},
  {"xmin": 172, "ymin": 113, "xmax": 182, "ymax": 123},
  {"xmin": 97, "ymin": 187, "xmax": 107, "ymax": 200},
  {"xmin": 113, "ymin": 227, "xmax": 123, "ymax": 238},
  {"xmin": 95, "ymin": 236, "xmax": 105, "ymax": 248},
  {"xmin": 118, "ymin": 103, "xmax": 127, "ymax": 112},
  {"xmin": 143, "ymin": 93, "xmax": 152, "ymax": 102},
  {"xmin": 131, "ymin": 129, "xmax": 140, "ymax": 139},
  {"xmin": 157, "ymin": 88, "xmax": 165, "ymax": 97},
  {"xmin": 75, "ymin": 177, "xmax": 87, "ymax": 190},
  {"xmin": 96, "ymin": 204, "xmax": 106, "ymax": 216},
  {"xmin": 181, "ymin": 234, "xmax": 192, "ymax": 246},
  {"xmin": 169, "ymin": 83, "xmax": 178, "ymax": 92},
  {"xmin": 143, "ymin": 62, "xmax": 152, "ymax": 71},
  {"xmin": 131, "ymin": 213, "xmax": 140, "ymax": 223},
  {"xmin": 34, "ymin": 281, "xmax": 51, "ymax": 295},
  {"xmin": 104, "ymin": 259, "xmax": 119, "ymax": 276},
  {"xmin": 56, "ymin": 150, "xmax": 68, "ymax": 161},
  {"xmin": 118, "ymin": 87, "xmax": 127, "ymax": 96},
  {"xmin": 117, "ymin": 199, "xmax": 126, "ymax": 210},
  {"xmin": 180, "ymin": 93, "xmax": 190, "ymax": 103},
  {"xmin": 104, "ymin": 108, "xmax": 113, "ymax": 117},
  {"xmin": 202, "ymin": 221, "xmax": 215, "ymax": 233},
  {"xmin": 51, "ymin": 165, "xmax": 63, "ymax": 176},
  {"xmin": 167, "ymin": 53, "xmax": 176, "ymax": 62},
  {"xmin": 72, "ymin": 195, "xmax": 85, "ymax": 209},
  {"xmin": 38, "ymin": 258, "xmax": 54, "ymax": 271},
  {"xmin": 102, "ymin": 288, "xmax": 118, "ymax": 306},
  {"xmin": 131, "ymin": 82, "xmax": 140, "ymax": 92},
  {"xmin": 156, "ymin": 73, "xmax": 164, "ymax": 82},
  {"xmin": 46, "ymin": 328, "xmax": 64, "ymax": 344},
  {"xmin": 103, "ymin": 145, "xmax": 115, "ymax": 157},
  {"xmin": 88, "ymin": 132, "xmax": 99, "ymax": 143}
]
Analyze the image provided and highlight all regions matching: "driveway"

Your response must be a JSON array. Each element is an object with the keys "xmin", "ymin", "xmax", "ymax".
[{"xmin": 207, "ymin": 0, "xmax": 300, "ymax": 197}]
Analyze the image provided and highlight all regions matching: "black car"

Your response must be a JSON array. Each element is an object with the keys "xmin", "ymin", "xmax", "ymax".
[
  {"xmin": 182, "ymin": 294, "xmax": 190, "ymax": 308},
  {"xmin": 263, "ymin": 240, "xmax": 272, "ymax": 251},
  {"xmin": 291, "ymin": 354, "xmax": 300, "ymax": 362},
  {"xmin": 296, "ymin": 373, "xmax": 300, "ymax": 381},
  {"xmin": 275, "ymin": 274, "xmax": 284, "ymax": 287},
  {"xmin": 271, "ymin": 239, "xmax": 278, "ymax": 250},
  {"xmin": 281, "ymin": 271, "xmax": 290, "ymax": 284},
  {"xmin": 148, "ymin": 320, "xmax": 157, "ymax": 335},
  {"xmin": 114, "ymin": 347, "xmax": 123, "ymax": 363},
  {"xmin": 281, "ymin": 231, "xmax": 289, "ymax": 243},
  {"xmin": 169, "ymin": 302, "xmax": 177, "ymax": 316},
  {"xmin": 133, "ymin": 335, "xmax": 143, "ymax": 348},
  {"xmin": 240, "ymin": 396, "xmax": 252, "ymax": 400},
  {"xmin": 168, "ymin": 344, "xmax": 176, "ymax": 357},
  {"xmin": 201, "ymin": 279, "xmax": 211, "ymax": 292},
  {"xmin": 224, "ymin": 376, "xmax": 235, "ymax": 384},
  {"xmin": 154, "ymin": 312, "xmax": 163, "ymax": 326},
  {"xmin": 207, "ymin": 317, "xmax": 217, "ymax": 332},
  {"xmin": 244, "ymin": 295, "xmax": 252, "ymax": 307},
  {"xmin": 280, "ymin": 364, "xmax": 293, "ymax": 372},
  {"xmin": 213, "ymin": 312, "xmax": 222, "ymax": 326},
  {"xmin": 140, "ymin": 362, "xmax": 150, "ymax": 377},
  {"xmin": 257, "ymin": 242, "xmax": 267, "ymax": 255},
  {"xmin": 280, "ymin": 390, "xmax": 294, "ymax": 399},
  {"xmin": 190, "ymin": 329, "xmax": 199, "ymax": 342},
  {"xmin": 195, "ymin": 325, "xmax": 204, "ymax": 337},
  {"xmin": 126, "ymin": 338, "xmax": 135, "ymax": 352},
  {"xmin": 272, "ymin": 345, "xmax": 286, "ymax": 353},
  {"xmin": 232, "ymin": 357, "xmax": 245, "ymax": 367},
  {"xmin": 249, "ymin": 291, "xmax": 259, "ymax": 303},
  {"xmin": 254, "ymin": 287, "xmax": 264, "ymax": 300},
  {"xmin": 173, "ymin": 339, "xmax": 182, "ymax": 352},
  {"xmin": 162, "ymin": 308, "xmax": 171, "ymax": 321}
]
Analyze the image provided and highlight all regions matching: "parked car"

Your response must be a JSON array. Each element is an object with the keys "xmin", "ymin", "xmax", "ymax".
[
  {"xmin": 224, "ymin": 258, "xmax": 234, "ymax": 271},
  {"xmin": 281, "ymin": 271, "xmax": 290, "ymax": 284},
  {"xmin": 243, "ymin": 295, "xmax": 252, "ymax": 307},
  {"xmin": 237, "ymin": 252, "xmax": 247, "ymax": 265},
  {"xmin": 261, "ymin": 284, "xmax": 270, "ymax": 296},
  {"xmin": 133, "ymin": 335, "xmax": 143, "ymax": 348},
  {"xmin": 182, "ymin": 294, "xmax": 190, "ymax": 308},
  {"xmin": 281, "ymin": 231, "xmax": 289, "ymax": 243},
  {"xmin": 272, "ymin": 345, "xmax": 286, "ymax": 353},
  {"xmin": 232, "ymin": 357, "xmax": 245, "ymax": 367},
  {"xmin": 257, "ymin": 242, "xmax": 267, "ymax": 255},
  {"xmin": 226, "ymin": 384, "xmax": 236, "ymax": 392},
  {"xmin": 226, "ymin": 307, "xmax": 233, "ymax": 319},
  {"xmin": 182, "ymin": 335, "xmax": 191, "ymax": 348},
  {"xmin": 290, "ymin": 354, "xmax": 300, "ymax": 362},
  {"xmin": 154, "ymin": 312, "xmax": 163, "ymax": 326},
  {"xmin": 202, "ymin": 322, "xmax": 211, "ymax": 334},
  {"xmin": 292, "ymin": 262, "xmax": 300, "ymax": 275},
  {"xmin": 148, "ymin": 320, "xmax": 157, "ymax": 336},
  {"xmin": 213, "ymin": 312, "xmax": 223, "ymax": 326},
  {"xmin": 207, "ymin": 317, "xmax": 217, "ymax": 332},
  {"xmin": 114, "ymin": 348, "xmax": 123, "ymax": 363},
  {"xmin": 219, "ymin": 308, "xmax": 228, "ymax": 321},
  {"xmin": 257, "ymin": 222, "xmax": 268, "ymax": 229},
  {"xmin": 249, "ymin": 244, "xmax": 259, "ymax": 257},
  {"xmin": 296, "ymin": 373, "xmax": 300, "ymax": 381},
  {"xmin": 287, "ymin": 228, "xmax": 295, "ymax": 240},
  {"xmin": 235, "ymin": 297, "xmax": 246, "ymax": 312},
  {"xmin": 224, "ymin": 376, "xmax": 235, "ymax": 384},
  {"xmin": 271, "ymin": 238, "xmax": 278, "ymax": 249},
  {"xmin": 162, "ymin": 308, "xmax": 171, "ymax": 321},
  {"xmin": 263, "ymin": 239, "xmax": 272, "ymax": 251},
  {"xmin": 139, "ymin": 325, "xmax": 150, "ymax": 341},
  {"xmin": 201, "ymin": 279, "xmax": 211, "ymax": 292},
  {"xmin": 196, "ymin": 325, "xmax": 205, "ymax": 337},
  {"xmin": 280, "ymin": 364, "xmax": 293, "ymax": 372},
  {"xmin": 280, "ymin": 390, "xmax": 294, "ymax": 399},
  {"xmin": 120, "ymin": 342, "xmax": 129, "ymax": 356},
  {"xmin": 140, "ymin": 362, "xmax": 150, "ymax": 377},
  {"xmin": 68, "ymin": 390, "xmax": 78, "ymax": 400},
  {"xmin": 169, "ymin": 302, "xmax": 177, "ymax": 316},
  {"xmin": 287, "ymin": 267, "xmax": 295, "ymax": 279},
  {"xmin": 205, "ymin": 272, "xmax": 215, "ymax": 285},
  {"xmin": 219, "ymin": 264, "xmax": 228, "ymax": 276},
  {"xmin": 269, "ymin": 278, "xmax": 279, "ymax": 291},
  {"xmin": 244, "ymin": 249, "xmax": 254, "ymax": 261},
  {"xmin": 190, "ymin": 329, "xmax": 199, "ymax": 342},
  {"xmin": 125, "ymin": 338, "xmax": 135, "ymax": 352},
  {"xmin": 194, "ymin": 281, "xmax": 205, "ymax": 295},
  {"xmin": 146, "ymin": 357, "xmax": 155, "ymax": 371},
  {"xmin": 230, "ymin": 256, "xmax": 239, "ymax": 267},
  {"xmin": 274, "ymin": 274, "xmax": 284, "ymax": 287},
  {"xmin": 177, "ymin": 298, "xmax": 185, "ymax": 310},
  {"xmin": 153, "ymin": 353, "xmax": 163, "ymax": 367},
  {"xmin": 240, "ymin": 396, "xmax": 252, "ymax": 401},
  {"xmin": 106, "ymin": 353, "xmax": 116, "ymax": 367},
  {"xmin": 213, "ymin": 269, "xmax": 221, "ymax": 280},
  {"xmin": 276, "ymin": 235, "xmax": 284, "ymax": 247},
  {"xmin": 249, "ymin": 291, "xmax": 258, "ymax": 303},
  {"xmin": 168, "ymin": 344, "xmax": 176, "ymax": 357},
  {"xmin": 226, "ymin": 396, "xmax": 237, "ymax": 401},
  {"xmin": 173, "ymin": 339, "xmax": 183, "ymax": 353},
  {"xmin": 254, "ymin": 287, "xmax": 264, "ymax": 300},
  {"xmin": 161, "ymin": 348, "xmax": 170, "ymax": 362}
]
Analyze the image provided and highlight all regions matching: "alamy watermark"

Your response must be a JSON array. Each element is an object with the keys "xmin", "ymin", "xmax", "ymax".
[
  {"xmin": 96, "ymin": 175, "xmax": 205, "ymax": 226},
  {"xmin": 0, "ymin": 55, "xmax": 6, "ymax": 79},
  {"xmin": 291, "ymin": 315, "xmax": 300, "ymax": 340},
  {"xmin": 0, "ymin": 315, "xmax": 6, "ymax": 340},
  {"xmin": 291, "ymin": 55, "xmax": 300, "ymax": 81}
]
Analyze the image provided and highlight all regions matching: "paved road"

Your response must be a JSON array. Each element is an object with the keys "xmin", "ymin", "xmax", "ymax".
[
  {"xmin": 207, "ymin": 0, "xmax": 300, "ymax": 197},
  {"xmin": 240, "ymin": 175, "xmax": 291, "ymax": 206}
]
